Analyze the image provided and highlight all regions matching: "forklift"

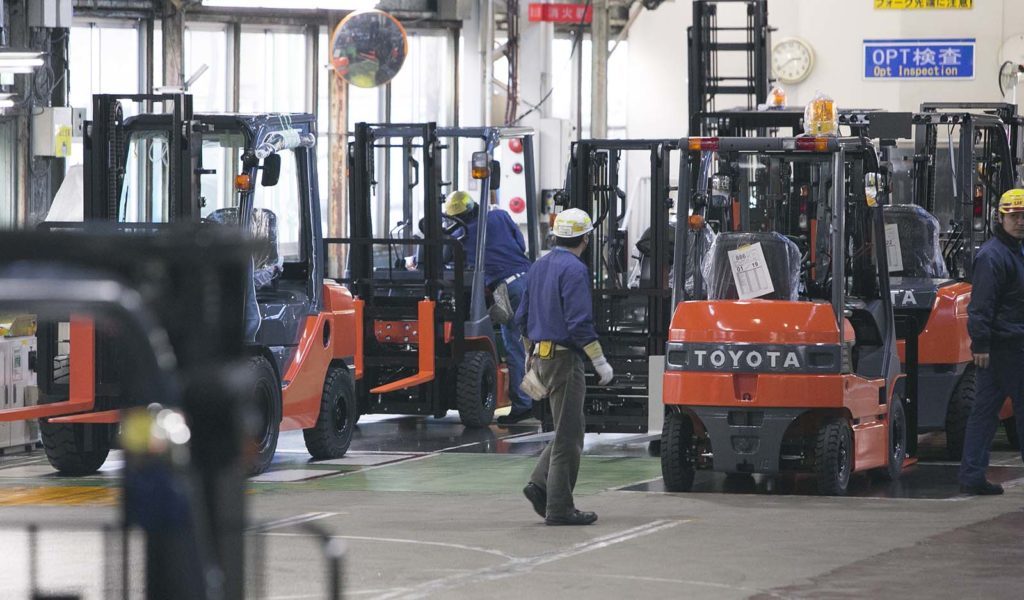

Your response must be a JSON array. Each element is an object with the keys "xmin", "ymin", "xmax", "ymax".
[
  {"xmin": 339, "ymin": 122, "xmax": 540, "ymax": 426},
  {"xmin": 542, "ymin": 139, "xmax": 697, "ymax": 446},
  {"xmin": 7, "ymin": 93, "xmax": 362, "ymax": 474},
  {"xmin": 884, "ymin": 103, "xmax": 1022, "ymax": 457},
  {"xmin": 661, "ymin": 135, "xmax": 906, "ymax": 495}
]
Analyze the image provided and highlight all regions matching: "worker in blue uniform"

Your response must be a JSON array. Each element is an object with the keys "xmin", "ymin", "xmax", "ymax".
[
  {"xmin": 443, "ymin": 191, "xmax": 534, "ymax": 424},
  {"xmin": 515, "ymin": 208, "xmax": 614, "ymax": 526},
  {"xmin": 960, "ymin": 188, "xmax": 1024, "ymax": 495}
]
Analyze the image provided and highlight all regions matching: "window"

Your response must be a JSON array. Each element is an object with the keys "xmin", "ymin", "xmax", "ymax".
[
  {"xmin": 389, "ymin": 33, "xmax": 453, "ymax": 125},
  {"xmin": 118, "ymin": 131, "xmax": 170, "ymax": 223},
  {"xmin": 253, "ymin": 148, "xmax": 304, "ymax": 262},
  {"xmin": 239, "ymin": 28, "xmax": 308, "ymax": 114},
  {"xmin": 199, "ymin": 132, "xmax": 245, "ymax": 219},
  {"xmin": 184, "ymin": 24, "xmax": 230, "ymax": 112},
  {"xmin": 68, "ymin": 21, "xmax": 141, "ymax": 167}
]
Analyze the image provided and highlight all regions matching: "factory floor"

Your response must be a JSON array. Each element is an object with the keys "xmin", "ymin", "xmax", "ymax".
[{"xmin": 0, "ymin": 411, "xmax": 1021, "ymax": 599}]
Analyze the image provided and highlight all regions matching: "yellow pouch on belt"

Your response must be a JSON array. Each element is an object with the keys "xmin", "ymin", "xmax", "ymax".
[{"xmin": 537, "ymin": 340, "xmax": 554, "ymax": 359}]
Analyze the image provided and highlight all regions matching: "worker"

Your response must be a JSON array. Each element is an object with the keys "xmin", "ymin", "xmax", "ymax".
[
  {"xmin": 960, "ymin": 188, "xmax": 1024, "ymax": 495},
  {"xmin": 515, "ymin": 208, "xmax": 614, "ymax": 525},
  {"xmin": 443, "ymin": 191, "xmax": 534, "ymax": 424}
]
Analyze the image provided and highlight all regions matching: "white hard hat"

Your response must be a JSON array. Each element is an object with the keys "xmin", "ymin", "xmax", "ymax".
[{"xmin": 553, "ymin": 208, "xmax": 594, "ymax": 238}]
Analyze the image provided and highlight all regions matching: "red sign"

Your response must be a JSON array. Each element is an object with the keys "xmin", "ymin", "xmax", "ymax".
[{"xmin": 528, "ymin": 3, "xmax": 593, "ymax": 24}]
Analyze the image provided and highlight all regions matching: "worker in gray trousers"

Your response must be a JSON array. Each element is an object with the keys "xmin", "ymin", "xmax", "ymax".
[{"xmin": 514, "ymin": 208, "xmax": 614, "ymax": 526}]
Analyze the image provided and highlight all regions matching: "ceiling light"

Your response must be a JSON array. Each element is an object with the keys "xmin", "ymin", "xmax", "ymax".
[
  {"xmin": 0, "ymin": 50, "xmax": 44, "ymax": 74},
  {"xmin": 203, "ymin": 0, "xmax": 378, "ymax": 9}
]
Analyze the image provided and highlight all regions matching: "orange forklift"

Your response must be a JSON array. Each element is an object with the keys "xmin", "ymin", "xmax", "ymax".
[
  {"xmin": 661, "ymin": 135, "xmax": 907, "ymax": 495},
  {"xmin": 337, "ymin": 123, "xmax": 540, "ymax": 426},
  {"xmin": 12, "ymin": 93, "xmax": 361, "ymax": 474},
  {"xmin": 884, "ymin": 103, "xmax": 1022, "ymax": 457}
]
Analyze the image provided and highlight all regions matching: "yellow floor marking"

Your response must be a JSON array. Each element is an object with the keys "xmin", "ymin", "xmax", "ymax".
[{"xmin": 0, "ymin": 486, "xmax": 119, "ymax": 506}]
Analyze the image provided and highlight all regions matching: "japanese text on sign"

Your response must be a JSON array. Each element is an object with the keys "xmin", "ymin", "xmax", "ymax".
[
  {"xmin": 727, "ymin": 243, "xmax": 775, "ymax": 300},
  {"xmin": 864, "ymin": 38, "xmax": 974, "ymax": 79},
  {"xmin": 875, "ymin": 0, "xmax": 971, "ymax": 8},
  {"xmin": 528, "ymin": 3, "xmax": 593, "ymax": 24}
]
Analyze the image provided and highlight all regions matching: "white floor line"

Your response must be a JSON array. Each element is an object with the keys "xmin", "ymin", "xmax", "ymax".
[
  {"xmin": 368, "ymin": 519, "xmax": 689, "ymax": 600},
  {"xmin": 262, "ymin": 532, "xmax": 513, "ymax": 560},
  {"xmin": 557, "ymin": 569, "xmax": 789, "ymax": 597},
  {"xmin": 251, "ymin": 511, "xmax": 337, "ymax": 532}
]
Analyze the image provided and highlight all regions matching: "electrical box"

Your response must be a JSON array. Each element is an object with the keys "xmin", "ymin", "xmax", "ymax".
[
  {"xmin": 28, "ymin": 0, "xmax": 74, "ymax": 28},
  {"xmin": 32, "ymin": 107, "xmax": 76, "ymax": 157},
  {"xmin": 538, "ymin": 117, "xmax": 573, "ymax": 191},
  {"xmin": 0, "ymin": 337, "xmax": 38, "ymax": 452}
]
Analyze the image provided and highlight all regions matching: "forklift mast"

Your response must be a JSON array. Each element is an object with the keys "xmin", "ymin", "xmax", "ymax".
[
  {"xmin": 559, "ymin": 139, "xmax": 679, "ymax": 434},
  {"xmin": 910, "ymin": 107, "xmax": 1017, "ymax": 280},
  {"xmin": 688, "ymin": 0, "xmax": 772, "ymax": 135},
  {"xmin": 84, "ymin": 94, "xmax": 201, "ymax": 222}
]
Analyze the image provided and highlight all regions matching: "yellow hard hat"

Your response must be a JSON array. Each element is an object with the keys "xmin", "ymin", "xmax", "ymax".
[
  {"xmin": 998, "ymin": 188, "xmax": 1024, "ymax": 214},
  {"xmin": 553, "ymin": 208, "xmax": 594, "ymax": 238},
  {"xmin": 443, "ymin": 191, "xmax": 476, "ymax": 216}
]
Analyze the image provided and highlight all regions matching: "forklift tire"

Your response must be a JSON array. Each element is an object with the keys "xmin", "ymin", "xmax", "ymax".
[
  {"xmin": 661, "ymin": 412, "xmax": 696, "ymax": 492},
  {"xmin": 39, "ymin": 420, "xmax": 112, "ymax": 476},
  {"xmin": 944, "ymin": 367, "xmax": 975, "ymax": 460},
  {"xmin": 880, "ymin": 396, "xmax": 907, "ymax": 481},
  {"xmin": 455, "ymin": 351, "xmax": 498, "ymax": 428},
  {"xmin": 303, "ymin": 367, "xmax": 358, "ymax": 460},
  {"xmin": 247, "ymin": 356, "xmax": 281, "ymax": 476},
  {"xmin": 814, "ymin": 419, "xmax": 852, "ymax": 496},
  {"xmin": 1004, "ymin": 418, "xmax": 1020, "ymax": 450}
]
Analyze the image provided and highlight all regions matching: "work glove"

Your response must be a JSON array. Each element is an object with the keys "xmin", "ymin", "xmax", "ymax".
[{"xmin": 584, "ymin": 341, "xmax": 615, "ymax": 385}]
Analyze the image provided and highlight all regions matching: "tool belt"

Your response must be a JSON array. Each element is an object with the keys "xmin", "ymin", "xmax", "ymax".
[{"xmin": 533, "ymin": 341, "xmax": 572, "ymax": 359}]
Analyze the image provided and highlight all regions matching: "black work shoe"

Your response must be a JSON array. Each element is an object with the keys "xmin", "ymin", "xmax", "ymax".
[
  {"xmin": 545, "ymin": 510, "xmax": 598, "ymax": 526},
  {"xmin": 959, "ymin": 481, "xmax": 1004, "ymax": 496},
  {"xmin": 497, "ymin": 410, "xmax": 534, "ymax": 425},
  {"xmin": 523, "ymin": 483, "xmax": 546, "ymax": 518}
]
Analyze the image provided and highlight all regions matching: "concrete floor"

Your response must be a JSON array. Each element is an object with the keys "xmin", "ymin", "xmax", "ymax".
[{"xmin": 0, "ymin": 413, "xmax": 1021, "ymax": 599}]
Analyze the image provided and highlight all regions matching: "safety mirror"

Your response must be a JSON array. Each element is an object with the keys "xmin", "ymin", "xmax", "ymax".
[
  {"xmin": 261, "ymin": 154, "xmax": 282, "ymax": 187},
  {"xmin": 330, "ymin": 10, "xmax": 408, "ymax": 88}
]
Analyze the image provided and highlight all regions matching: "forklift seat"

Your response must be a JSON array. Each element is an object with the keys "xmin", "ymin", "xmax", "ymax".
[
  {"xmin": 704, "ymin": 232, "xmax": 801, "ymax": 301},
  {"xmin": 882, "ymin": 204, "xmax": 949, "ymax": 279},
  {"xmin": 207, "ymin": 207, "xmax": 282, "ymax": 288}
]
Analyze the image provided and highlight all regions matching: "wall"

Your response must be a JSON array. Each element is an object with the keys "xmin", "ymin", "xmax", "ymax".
[{"xmin": 625, "ymin": 0, "xmax": 1024, "ymax": 140}]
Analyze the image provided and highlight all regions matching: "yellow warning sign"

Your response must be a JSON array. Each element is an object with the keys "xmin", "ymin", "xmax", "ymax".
[
  {"xmin": 875, "ymin": 0, "xmax": 971, "ymax": 8},
  {"xmin": 54, "ymin": 125, "xmax": 73, "ymax": 158}
]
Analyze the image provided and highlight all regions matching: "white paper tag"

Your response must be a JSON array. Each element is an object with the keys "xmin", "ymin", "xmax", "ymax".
[
  {"xmin": 885, "ymin": 223, "xmax": 904, "ymax": 273},
  {"xmin": 727, "ymin": 242, "xmax": 775, "ymax": 300}
]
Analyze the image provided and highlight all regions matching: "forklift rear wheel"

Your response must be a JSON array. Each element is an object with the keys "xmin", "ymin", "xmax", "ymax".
[
  {"xmin": 39, "ymin": 420, "xmax": 113, "ymax": 476},
  {"xmin": 247, "ymin": 356, "xmax": 281, "ymax": 475},
  {"xmin": 1004, "ymin": 418, "xmax": 1020, "ymax": 450},
  {"xmin": 661, "ymin": 412, "xmax": 696, "ymax": 492},
  {"xmin": 456, "ymin": 351, "xmax": 498, "ymax": 427},
  {"xmin": 880, "ymin": 396, "xmax": 907, "ymax": 481},
  {"xmin": 944, "ymin": 367, "xmax": 975, "ymax": 460},
  {"xmin": 303, "ymin": 367, "xmax": 358, "ymax": 459},
  {"xmin": 814, "ymin": 419, "xmax": 852, "ymax": 496}
]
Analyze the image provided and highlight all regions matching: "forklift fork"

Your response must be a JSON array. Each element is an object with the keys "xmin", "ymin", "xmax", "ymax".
[{"xmin": 369, "ymin": 299, "xmax": 437, "ymax": 394}]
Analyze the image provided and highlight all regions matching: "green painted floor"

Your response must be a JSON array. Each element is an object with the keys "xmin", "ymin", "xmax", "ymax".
[{"xmin": 251, "ymin": 454, "xmax": 663, "ymax": 495}]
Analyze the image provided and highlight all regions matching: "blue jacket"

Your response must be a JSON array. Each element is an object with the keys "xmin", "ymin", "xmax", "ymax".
[
  {"xmin": 515, "ymin": 247, "xmax": 598, "ymax": 351},
  {"xmin": 462, "ymin": 208, "xmax": 532, "ymax": 286},
  {"xmin": 968, "ymin": 227, "xmax": 1024, "ymax": 353}
]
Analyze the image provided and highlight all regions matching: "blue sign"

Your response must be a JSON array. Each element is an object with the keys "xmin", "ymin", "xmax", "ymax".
[{"xmin": 864, "ymin": 38, "xmax": 975, "ymax": 79}]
